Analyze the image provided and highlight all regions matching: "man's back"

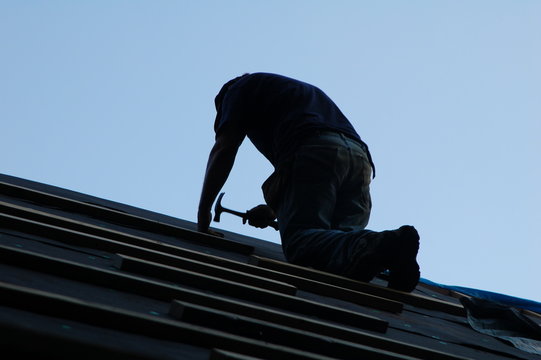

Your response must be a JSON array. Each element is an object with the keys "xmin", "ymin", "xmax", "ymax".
[{"xmin": 215, "ymin": 73, "xmax": 361, "ymax": 165}]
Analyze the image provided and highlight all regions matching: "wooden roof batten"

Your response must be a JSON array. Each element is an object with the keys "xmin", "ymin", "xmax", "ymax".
[
  {"xmin": 0, "ymin": 181, "xmax": 254, "ymax": 255},
  {"xmin": 1, "ymin": 173, "xmax": 539, "ymax": 360},
  {"xmin": 0, "ymin": 200, "xmax": 454, "ymax": 315}
]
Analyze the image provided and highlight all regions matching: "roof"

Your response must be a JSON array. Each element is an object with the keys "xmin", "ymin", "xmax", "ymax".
[{"xmin": 1, "ymin": 172, "xmax": 540, "ymax": 360}]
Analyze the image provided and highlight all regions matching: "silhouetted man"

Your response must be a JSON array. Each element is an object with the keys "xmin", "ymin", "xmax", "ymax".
[{"xmin": 198, "ymin": 73, "xmax": 420, "ymax": 291}]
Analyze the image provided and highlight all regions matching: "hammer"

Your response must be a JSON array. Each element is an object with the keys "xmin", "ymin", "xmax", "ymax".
[{"xmin": 213, "ymin": 192, "xmax": 279, "ymax": 231}]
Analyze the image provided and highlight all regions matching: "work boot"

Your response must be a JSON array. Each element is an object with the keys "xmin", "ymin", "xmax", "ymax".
[
  {"xmin": 387, "ymin": 225, "xmax": 420, "ymax": 292},
  {"xmin": 346, "ymin": 228, "xmax": 404, "ymax": 282}
]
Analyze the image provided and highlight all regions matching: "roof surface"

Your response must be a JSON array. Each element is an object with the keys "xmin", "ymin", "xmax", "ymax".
[{"xmin": 1, "ymin": 172, "xmax": 540, "ymax": 360}]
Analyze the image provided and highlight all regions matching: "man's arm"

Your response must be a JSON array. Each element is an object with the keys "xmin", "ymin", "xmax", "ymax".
[{"xmin": 197, "ymin": 127, "xmax": 245, "ymax": 235}]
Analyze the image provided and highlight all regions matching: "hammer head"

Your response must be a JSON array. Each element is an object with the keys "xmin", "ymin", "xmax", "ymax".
[{"xmin": 213, "ymin": 192, "xmax": 225, "ymax": 222}]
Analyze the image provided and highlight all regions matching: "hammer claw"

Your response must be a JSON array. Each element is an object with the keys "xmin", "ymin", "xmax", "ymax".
[
  {"xmin": 213, "ymin": 192, "xmax": 245, "ymax": 222},
  {"xmin": 213, "ymin": 193, "xmax": 226, "ymax": 222}
]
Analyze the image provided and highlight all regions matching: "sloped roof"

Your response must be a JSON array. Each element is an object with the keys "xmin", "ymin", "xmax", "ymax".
[{"xmin": 1, "ymin": 172, "xmax": 540, "ymax": 360}]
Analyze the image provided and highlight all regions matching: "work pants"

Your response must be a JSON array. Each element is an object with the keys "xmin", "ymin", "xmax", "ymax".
[{"xmin": 264, "ymin": 132, "xmax": 387, "ymax": 281}]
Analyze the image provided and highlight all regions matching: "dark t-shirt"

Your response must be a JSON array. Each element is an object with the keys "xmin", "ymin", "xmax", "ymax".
[{"xmin": 214, "ymin": 73, "xmax": 362, "ymax": 165}]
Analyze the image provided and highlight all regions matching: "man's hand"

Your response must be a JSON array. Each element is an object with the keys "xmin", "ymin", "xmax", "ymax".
[
  {"xmin": 245, "ymin": 205, "xmax": 276, "ymax": 229},
  {"xmin": 197, "ymin": 209, "xmax": 224, "ymax": 237}
]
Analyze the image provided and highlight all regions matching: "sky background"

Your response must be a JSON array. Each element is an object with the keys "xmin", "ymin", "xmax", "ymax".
[{"xmin": 2, "ymin": 1, "xmax": 540, "ymax": 302}]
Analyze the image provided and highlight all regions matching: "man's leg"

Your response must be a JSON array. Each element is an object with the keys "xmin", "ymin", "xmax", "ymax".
[
  {"xmin": 275, "ymin": 133, "xmax": 420, "ymax": 288},
  {"xmin": 275, "ymin": 136, "xmax": 385, "ymax": 280}
]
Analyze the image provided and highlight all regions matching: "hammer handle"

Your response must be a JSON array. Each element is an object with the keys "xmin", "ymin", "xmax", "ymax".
[
  {"xmin": 218, "ymin": 204, "xmax": 279, "ymax": 231},
  {"xmin": 225, "ymin": 208, "xmax": 279, "ymax": 231},
  {"xmin": 222, "ymin": 208, "xmax": 248, "ymax": 220}
]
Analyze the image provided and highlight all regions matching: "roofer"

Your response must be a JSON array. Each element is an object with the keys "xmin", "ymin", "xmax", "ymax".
[{"xmin": 197, "ymin": 72, "xmax": 420, "ymax": 292}]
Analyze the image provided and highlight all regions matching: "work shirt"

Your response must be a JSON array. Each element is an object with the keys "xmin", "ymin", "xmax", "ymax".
[{"xmin": 214, "ymin": 72, "xmax": 366, "ymax": 166}]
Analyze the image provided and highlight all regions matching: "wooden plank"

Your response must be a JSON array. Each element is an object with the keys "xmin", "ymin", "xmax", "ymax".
[
  {"xmin": 170, "ymin": 300, "xmax": 467, "ymax": 360},
  {"xmin": 0, "ymin": 210, "xmax": 402, "ymax": 314},
  {"xmin": 0, "ymin": 212, "xmax": 232, "ymax": 266},
  {"xmin": 115, "ymin": 253, "xmax": 297, "ymax": 297},
  {"xmin": 0, "ymin": 281, "xmax": 336, "ymax": 360},
  {"xmin": 0, "ymin": 182, "xmax": 254, "ymax": 255},
  {"xmin": 5, "ymin": 243, "xmax": 458, "ymax": 360},
  {"xmin": 0, "ymin": 245, "xmax": 388, "ymax": 333},
  {"xmin": 115, "ymin": 253, "xmax": 388, "ymax": 333},
  {"xmin": 0, "ymin": 243, "xmax": 221, "ymax": 303},
  {"xmin": 250, "ymin": 256, "xmax": 466, "ymax": 317},
  {"xmin": 0, "ymin": 207, "xmax": 403, "ymax": 314},
  {"xmin": 1, "ymin": 236, "xmax": 435, "ymax": 360},
  {"xmin": 0, "ymin": 200, "xmax": 253, "ymax": 267},
  {"xmin": 167, "ymin": 294, "xmax": 468, "ymax": 360},
  {"xmin": 115, "ymin": 252, "xmax": 400, "ymax": 312},
  {"xmin": 172, "ymin": 301, "xmax": 420, "ymax": 360},
  {"xmin": 1, "ymin": 205, "xmax": 295, "ymax": 295},
  {"xmin": 0, "ymin": 212, "xmax": 274, "ymax": 289},
  {"xmin": 0, "ymin": 178, "xmax": 461, "ymax": 315},
  {"xmin": 0, "ymin": 210, "xmax": 251, "ymax": 271}
]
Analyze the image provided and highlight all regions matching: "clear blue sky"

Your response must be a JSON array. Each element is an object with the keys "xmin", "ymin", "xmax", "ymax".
[{"xmin": 2, "ymin": 1, "xmax": 540, "ymax": 302}]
